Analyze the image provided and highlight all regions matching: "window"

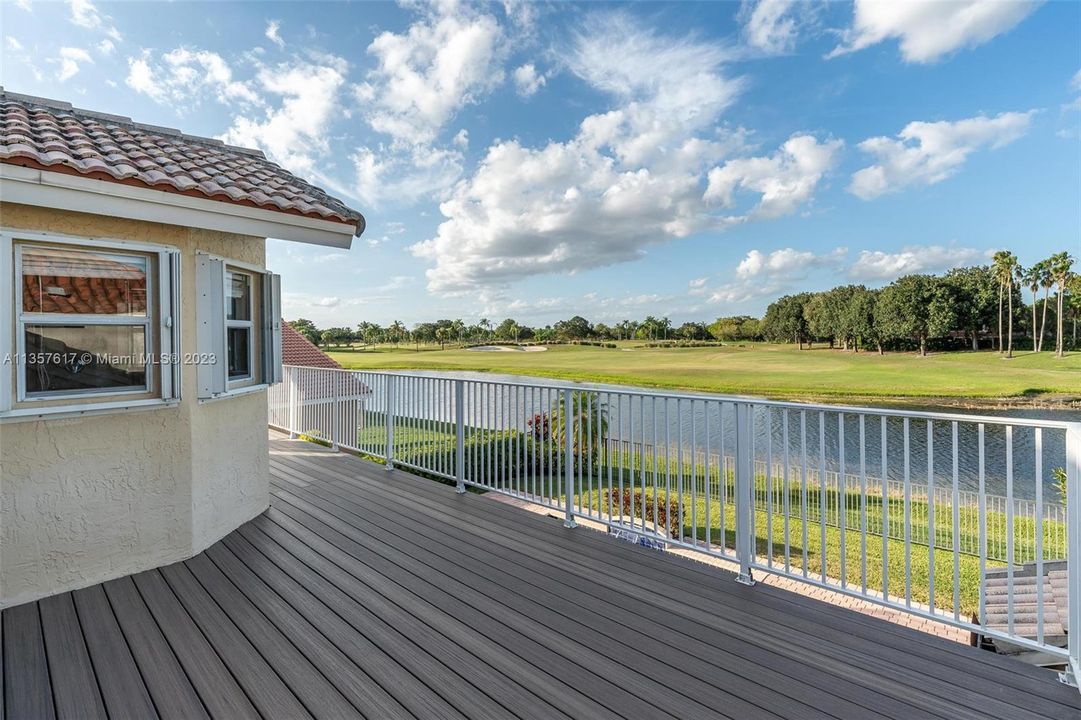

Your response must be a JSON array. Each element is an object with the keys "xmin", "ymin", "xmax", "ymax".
[
  {"xmin": 226, "ymin": 271, "xmax": 253, "ymax": 380},
  {"xmin": 195, "ymin": 253, "xmax": 281, "ymax": 399},
  {"xmin": 1, "ymin": 230, "xmax": 182, "ymax": 416}
]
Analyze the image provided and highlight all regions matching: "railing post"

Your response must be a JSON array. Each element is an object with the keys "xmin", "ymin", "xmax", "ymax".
[
  {"xmin": 1062, "ymin": 423, "xmax": 1081, "ymax": 688},
  {"xmin": 562, "ymin": 387, "xmax": 576, "ymax": 529},
  {"xmin": 735, "ymin": 402, "xmax": 755, "ymax": 585},
  {"xmin": 455, "ymin": 380, "xmax": 466, "ymax": 494},
  {"xmin": 331, "ymin": 372, "xmax": 340, "ymax": 451},
  {"xmin": 384, "ymin": 374, "xmax": 396, "ymax": 472},
  {"xmin": 287, "ymin": 369, "xmax": 297, "ymax": 439}
]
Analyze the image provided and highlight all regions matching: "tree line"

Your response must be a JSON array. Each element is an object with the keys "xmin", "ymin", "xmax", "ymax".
[{"xmin": 287, "ymin": 251, "xmax": 1078, "ymax": 356}]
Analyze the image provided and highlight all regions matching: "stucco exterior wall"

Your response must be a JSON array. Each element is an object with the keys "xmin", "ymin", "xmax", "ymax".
[{"xmin": 0, "ymin": 203, "xmax": 269, "ymax": 607}]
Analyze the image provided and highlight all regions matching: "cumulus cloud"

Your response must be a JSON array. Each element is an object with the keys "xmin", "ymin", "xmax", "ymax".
[
  {"xmin": 704, "ymin": 134, "xmax": 843, "ymax": 219},
  {"xmin": 69, "ymin": 0, "xmax": 121, "ymax": 42},
  {"xmin": 56, "ymin": 47, "xmax": 92, "ymax": 81},
  {"xmin": 849, "ymin": 111, "xmax": 1034, "ymax": 199},
  {"xmin": 125, "ymin": 48, "xmax": 261, "ymax": 107},
  {"xmin": 360, "ymin": 2, "xmax": 504, "ymax": 147},
  {"xmin": 740, "ymin": 0, "xmax": 799, "ymax": 55},
  {"xmin": 513, "ymin": 63, "xmax": 546, "ymax": 97},
  {"xmin": 221, "ymin": 54, "xmax": 349, "ymax": 178},
  {"xmin": 352, "ymin": 143, "xmax": 463, "ymax": 207},
  {"xmin": 265, "ymin": 20, "xmax": 285, "ymax": 49},
  {"xmin": 706, "ymin": 247, "xmax": 846, "ymax": 304},
  {"xmin": 847, "ymin": 245, "xmax": 985, "ymax": 280},
  {"xmin": 412, "ymin": 13, "xmax": 834, "ymax": 295},
  {"xmin": 828, "ymin": 0, "xmax": 1039, "ymax": 63}
]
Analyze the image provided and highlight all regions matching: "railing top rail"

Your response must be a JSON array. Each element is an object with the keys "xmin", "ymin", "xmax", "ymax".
[{"xmin": 281, "ymin": 365, "xmax": 1079, "ymax": 430}]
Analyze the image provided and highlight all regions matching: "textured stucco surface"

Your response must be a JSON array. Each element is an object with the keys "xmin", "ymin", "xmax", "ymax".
[{"xmin": 0, "ymin": 202, "xmax": 269, "ymax": 607}]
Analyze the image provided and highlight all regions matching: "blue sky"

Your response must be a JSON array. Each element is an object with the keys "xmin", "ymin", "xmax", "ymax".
[{"xmin": 3, "ymin": 0, "xmax": 1079, "ymax": 327}]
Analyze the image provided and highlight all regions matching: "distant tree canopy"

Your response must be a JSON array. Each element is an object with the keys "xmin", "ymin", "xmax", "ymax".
[{"xmin": 286, "ymin": 253, "xmax": 1077, "ymax": 356}]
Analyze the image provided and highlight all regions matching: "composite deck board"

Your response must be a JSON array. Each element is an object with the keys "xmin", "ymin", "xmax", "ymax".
[
  {"xmin": 268, "ymin": 452, "xmax": 1058, "ymax": 720},
  {"xmin": 1, "ymin": 433, "xmax": 1076, "ymax": 720},
  {"xmin": 38, "ymin": 593, "xmax": 107, "ymax": 720}
]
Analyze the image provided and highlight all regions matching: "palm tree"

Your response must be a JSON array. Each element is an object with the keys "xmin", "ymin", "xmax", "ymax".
[
  {"xmin": 1020, "ymin": 263, "xmax": 1041, "ymax": 351},
  {"xmin": 1037, "ymin": 260, "xmax": 1054, "ymax": 352},
  {"xmin": 550, "ymin": 391, "xmax": 609, "ymax": 474},
  {"xmin": 992, "ymin": 251, "xmax": 1018, "ymax": 357},
  {"xmin": 1049, "ymin": 252, "xmax": 1075, "ymax": 357},
  {"xmin": 389, "ymin": 320, "xmax": 406, "ymax": 348}
]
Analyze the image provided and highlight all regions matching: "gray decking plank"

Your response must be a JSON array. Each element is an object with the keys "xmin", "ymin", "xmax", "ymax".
[
  {"xmin": 221, "ymin": 529, "xmax": 525, "ymax": 720},
  {"xmin": 101, "ymin": 577, "xmax": 210, "ymax": 720},
  {"xmin": 131, "ymin": 570, "xmax": 261, "ymax": 720},
  {"xmin": 271, "ymin": 446, "xmax": 1081, "ymax": 720},
  {"xmin": 157, "ymin": 563, "xmax": 312, "ymax": 720},
  {"xmin": 180, "ymin": 554, "xmax": 360, "ymax": 719},
  {"xmin": 38, "ymin": 593, "xmax": 108, "ymax": 720},
  {"xmin": 72, "ymin": 584, "xmax": 158, "ymax": 720},
  {"xmin": 268, "ymin": 472, "xmax": 874, "ymax": 720},
  {"xmin": 243, "ymin": 518, "xmax": 598, "ymax": 720},
  {"xmin": 258, "ymin": 506, "xmax": 651, "ymax": 719},
  {"xmin": 283, "ymin": 447, "xmax": 1078, "ymax": 706},
  {"xmin": 200, "ymin": 542, "xmax": 423, "ymax": 720},
  {"xmin": 269, "ymin": 465, "xmax": 919, "ymax": 720},
  {"xmin": 2, "ymin": 601, "xmax": 56, "ymax": 720},
  {"xmin": 328, "ymin": 455, "xmax": 1080, "ymax": 719}
]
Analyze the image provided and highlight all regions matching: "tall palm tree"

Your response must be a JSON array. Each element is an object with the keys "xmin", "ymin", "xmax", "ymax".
[
  {"xmin": 389, "ymin": 320, "xmax": 406, "ymax": 348},
  {"xmin": 992, "ymin": 251, "xmax": 1018, "ymax": 356},
  {"xmin": 1037, "ymin": 260, "xmax": 1054, "ymax": 352},
  {"xmin": 1021, "ymin": 263, "xmax": 1040, "ymax": 351},
  {"xmin": 1050, "ymin": 252, "xmax": 1075, "ymax": 357}
]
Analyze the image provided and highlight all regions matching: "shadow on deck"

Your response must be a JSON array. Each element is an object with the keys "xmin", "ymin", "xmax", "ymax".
[{"xmin": 3, "ymin": 431, "xmax": 1078, "ymax": 719}]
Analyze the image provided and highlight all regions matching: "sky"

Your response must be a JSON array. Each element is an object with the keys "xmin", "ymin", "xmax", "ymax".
[{"xmin": 2, "ymin": 0, "xmax": 1079, "ymax": 328}]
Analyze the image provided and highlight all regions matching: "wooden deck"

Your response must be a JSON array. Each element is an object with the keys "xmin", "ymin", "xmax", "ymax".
[{"xmin": 3, "ymin": 433, "xmax": 1079, "ymax": 720}]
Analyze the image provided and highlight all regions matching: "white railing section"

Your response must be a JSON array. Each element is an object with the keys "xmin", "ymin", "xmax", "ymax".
[{"xmin": 270, "ymin": 365, "xmax": 1081, "ymax": 685}]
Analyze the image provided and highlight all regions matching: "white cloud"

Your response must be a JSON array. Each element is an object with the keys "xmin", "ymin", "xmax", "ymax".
[
  {"xmin": 1073, "ymin": 69, "xmax": 1081, "ymax": 93},
  {"xmin": 69, "ymin": 0, "xmax": 121, "ymax": 42},
  {"xmin": 14, "ymin": 0, "xmax": 31, "ymax": 11},
  {"xmin": 849, "ymin": 111, "xmax": 1034, "ymax": 199},
  {"xmin": 741, "ymin": 0, "xmax": 799, "ymax": 55},
  {"xmin": 5, "ymin": 37, "xmax": 23, "ymax": 51},
  {"xmin": 221, "ymin": 54, "xmax": 349, "ymax": 179},
  {"xmin": 847, "ymin": 245, "xmax": 985, "ymax": 281},
  {"xmin": 412, "ymin": 13, "xmax": 775, "ymax": 295},
  {"xmin": 96, "ymin": 38, "xmax": 114, "ymax": 55},
  {"xmin": 705, "ymin": 134, "xmax": 843, "ymax": 219},
  {"xmin": 453, "ymin": 128, "xmax": 469, "ymax": 148},
  {"xmin": 688, "ymin": 277, "xmax": 708, "ymax": 296},
  {"xmin": 513, "ymin": 63, "xmax": 545, "ymax": 97},
  {"xmin": 56, "ymin": 46, "xmax": 92, "ymax": 82},
  {"xmin": 125, "ymin": 48, "xmax": 262, "ymax": 107},
  {"xmin": 361, "ymin": 2, "xmax": 504, "ymax": 147},
  {"xmin": 352, "ymin": 143, "xmax": 463, "ymax": 206},
  {"xmin": 828, "ymin": 0, "xmax": 1039, "ymax": 63},
  {"xmin": 265, "ymin": 20, "xmax": 284, "ymax": 49},
  {"xmin": 706, "ymin": 247, "xmax": 846, "ymax": 304}
]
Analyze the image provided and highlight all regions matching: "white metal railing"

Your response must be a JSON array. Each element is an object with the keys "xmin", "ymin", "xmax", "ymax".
[{"xmin": 270, "ymin": 365, "xmax": 1081, "ymax": 686}]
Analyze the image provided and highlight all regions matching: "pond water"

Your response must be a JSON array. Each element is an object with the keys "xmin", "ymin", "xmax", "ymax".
[{"xmin": 379, "ymin": 369, "xmax": 1078, "ymax": 501}]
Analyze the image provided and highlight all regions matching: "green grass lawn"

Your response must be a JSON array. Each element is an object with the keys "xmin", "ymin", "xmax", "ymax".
[{"xmin": 326, "ymin": 342, "xmax": 1081, "ymax": 403}]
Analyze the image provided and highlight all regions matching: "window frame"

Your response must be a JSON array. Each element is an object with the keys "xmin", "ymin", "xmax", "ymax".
[
  {"xmin": 0, "ymin": 229, "xmax": 182, "ymax": 420},
  {"xmin": 14, "ymin": 242, "xmax": 155, "ymax": 402},
  {"xmin": 225, "ymin": 268, "xmax": 255, "ymax": 384}
]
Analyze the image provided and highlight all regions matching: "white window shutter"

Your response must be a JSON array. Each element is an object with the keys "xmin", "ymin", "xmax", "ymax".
[
  {"xmin": 263, "ymin": 271, "xmax": 282, "ymax": 385},
  {"xmin": 196, "ymin": 254, "xmax": 227, "ymax": 398},
  {"xmin": 160, "ymin": 249, "xmax": 183, "ymax": 400}
]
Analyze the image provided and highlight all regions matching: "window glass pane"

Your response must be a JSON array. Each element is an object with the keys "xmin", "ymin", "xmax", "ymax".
[
  {"xmin": 227, "ymin": 272, "xmax": 251, "ymax": 321},
  {"xmin": 227, "ymin": 327, "xmax": 251, "ymax": 379},
  {"xmin": 25, "ymin": 324, "xmax": 146, "ymax": 394},
  {"xmin": 21, "ymin": 247, "xmax": 148, "ymax": 316}
]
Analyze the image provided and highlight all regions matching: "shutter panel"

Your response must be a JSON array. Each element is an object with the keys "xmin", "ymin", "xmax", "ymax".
[
  {"xmin": 263, "ymin": 271, "xmax": 283, "ymax": 385},
  {"xmin": 159, "ymin": 249, "xmax": 183, "ymax": 400},
  {"xmin": 196, "ymin": 254, "xmax": 227, "ymax": 398}
]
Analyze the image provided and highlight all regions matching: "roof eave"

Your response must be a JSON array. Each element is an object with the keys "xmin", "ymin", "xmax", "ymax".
[{"xmin": 1, "ymin": 163, "xmax": 359, "ymax": 249}]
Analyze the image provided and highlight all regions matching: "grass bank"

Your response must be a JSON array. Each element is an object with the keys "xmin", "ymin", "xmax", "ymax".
[{"xmin": 327, "ymin": 342, "xmax": 1081, "ymax": 406}]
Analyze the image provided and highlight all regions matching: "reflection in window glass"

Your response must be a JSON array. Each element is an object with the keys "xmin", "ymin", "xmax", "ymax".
[
  {"xmin": 227, "ymin": 272, "xmax": 251, "ymax": 321},
  {"xmin": 24, "ymin": 324, "xmax": 146, "ymax": 394},
  {"xmin": 227, "ymin": 327, "xmax": 251, "ymax": 379},
  {"xmin": 21, "ymin": 247, "xmax": 147, "ymax": 316}
]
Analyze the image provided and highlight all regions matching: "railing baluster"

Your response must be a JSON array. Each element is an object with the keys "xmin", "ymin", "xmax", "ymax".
[
  {"xmin": 735, "ymin": 402, "xmax": 754, "ymax": 585},
  {"xmin": 1006, "ymin": 425, "xmax": 1015, "ymax": 637},
  {"xmin": 927, "ymin": 419, "xmax": 935, "ymax": 614},
  {"xmin": 1035, "ymin": 427, "xmax": 1044, "ymax": 645}
]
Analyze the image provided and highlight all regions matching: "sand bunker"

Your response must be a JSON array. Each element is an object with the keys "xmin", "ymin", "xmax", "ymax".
[{"xmin": 467, "ymin": 345, "xmax": 548, "ymax": 352}]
